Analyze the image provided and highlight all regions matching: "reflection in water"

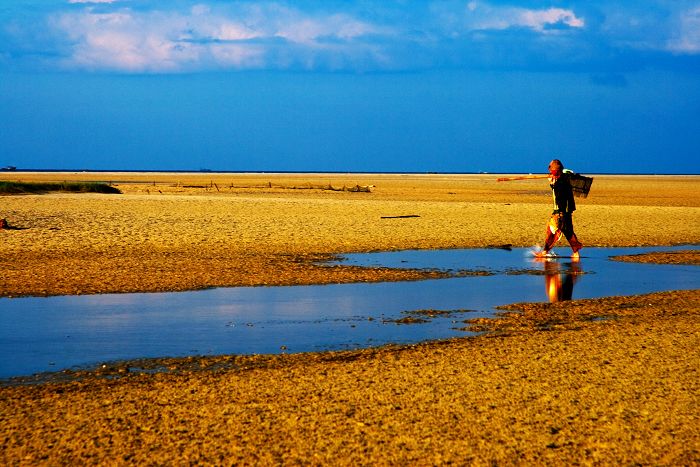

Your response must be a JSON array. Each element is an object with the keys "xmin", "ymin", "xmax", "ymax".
[{"xmin": 535, "ymin": 258, "xmax": 582, "ymax": 302}]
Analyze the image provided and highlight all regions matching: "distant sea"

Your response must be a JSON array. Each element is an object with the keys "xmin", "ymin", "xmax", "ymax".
[{"xmin": 2, "ymin": 169, "xmax": 698, "ymax": 176}]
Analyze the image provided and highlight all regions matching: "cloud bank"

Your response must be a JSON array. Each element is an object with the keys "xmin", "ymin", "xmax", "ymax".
[{"xmin": 1, "ymin": 0, "xmax": 698, "ymax": 73}]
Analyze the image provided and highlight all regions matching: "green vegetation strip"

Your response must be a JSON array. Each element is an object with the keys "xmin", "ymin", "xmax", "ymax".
[{"xmin": 0, "ymin": 181, "xmax": 121, "ymax": 194}]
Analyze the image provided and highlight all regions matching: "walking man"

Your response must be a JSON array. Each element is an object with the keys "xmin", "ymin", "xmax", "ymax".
[{"xmin": 537, "ymin": 159, "xmax": 583, "ymax": 259}]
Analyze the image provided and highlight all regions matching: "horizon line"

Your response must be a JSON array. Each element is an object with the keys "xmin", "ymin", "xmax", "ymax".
[{"xmin": 2, "ymin": 168, "xmax": 699, "ymax": 176}]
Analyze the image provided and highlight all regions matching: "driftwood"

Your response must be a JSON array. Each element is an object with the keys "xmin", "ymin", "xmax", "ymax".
[
  {"xmin": 0, "ymin": 218, "xmax": 27, "ymax": 230},
  {"xmin": 321, "ymin": 184, "xmax": 374, "ymax": 193}
]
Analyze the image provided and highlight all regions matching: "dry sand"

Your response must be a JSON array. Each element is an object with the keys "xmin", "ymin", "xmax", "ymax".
[
  {"xmin": 1, "ymin": 173, "xmax": 698, "ymax": 296},
  {"xmin": 1, "ymin": 173, "xmax": 699, "ymax": 464}
]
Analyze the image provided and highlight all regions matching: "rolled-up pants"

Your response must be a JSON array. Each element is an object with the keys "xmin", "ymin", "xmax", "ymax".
[{"xmin": 544, "ymin": 211, "xmax": 582, "ymax": 252}]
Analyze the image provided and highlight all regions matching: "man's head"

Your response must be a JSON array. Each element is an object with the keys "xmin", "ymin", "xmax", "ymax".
[{"xmin": 548, "ymin": 159, "xmax": 564, "ymax": 177}]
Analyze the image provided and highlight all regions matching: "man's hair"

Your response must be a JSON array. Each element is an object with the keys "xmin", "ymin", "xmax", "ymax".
[{"xmin": 549, "ymin": 159, "xmax": 564, "ymax": 170}]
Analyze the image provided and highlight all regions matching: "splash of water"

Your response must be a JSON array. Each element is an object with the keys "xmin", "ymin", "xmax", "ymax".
[{"xmin": 527, "ymin": 245, "xmax": 558, "ymax": 258}]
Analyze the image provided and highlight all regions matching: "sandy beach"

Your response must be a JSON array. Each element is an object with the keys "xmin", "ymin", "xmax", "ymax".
[
  {"xmin": 1, "ymin": 173, "xmax": 699, "ymax": 464},
  {"xmin": 1, "ymin": 173, "xmax": 698, "ymax": 296}
]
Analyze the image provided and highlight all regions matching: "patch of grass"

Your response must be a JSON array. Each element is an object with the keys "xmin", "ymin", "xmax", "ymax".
[{"xmin": 0, "ymin": 181, "xmax": 121, "ymax": 195}]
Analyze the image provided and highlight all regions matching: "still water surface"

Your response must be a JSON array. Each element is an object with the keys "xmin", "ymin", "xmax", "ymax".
[{"xmin": 1, "ymin": 246, "xmax": 697, "ymax": 379}]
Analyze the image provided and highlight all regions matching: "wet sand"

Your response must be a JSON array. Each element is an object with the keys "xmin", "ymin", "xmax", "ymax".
[{"xmin": 1, "ymin": 173, "xmax": 699, "ymax": 464}]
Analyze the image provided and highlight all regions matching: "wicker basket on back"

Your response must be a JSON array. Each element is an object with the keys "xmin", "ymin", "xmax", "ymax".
[{"xmin": 570, "ymin": 174, "xmax": 593, "ymax": 198}]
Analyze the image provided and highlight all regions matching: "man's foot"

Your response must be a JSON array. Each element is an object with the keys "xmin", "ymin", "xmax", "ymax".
[
  {"xmin": 569, "ymin": 236, "xmax": 583, "ymax": 254},
  {"xmin": 535, "ymin": 249, "xmax": 556, "ymax": 258},
  {"xmin": 571, "ymin": 241, "xmax": 582, "ymax": 260}
]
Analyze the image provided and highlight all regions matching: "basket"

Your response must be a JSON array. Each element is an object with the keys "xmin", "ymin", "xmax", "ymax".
[{"xmin": 570, "ymin": 174, "xmax": 593, "ymax": 198}]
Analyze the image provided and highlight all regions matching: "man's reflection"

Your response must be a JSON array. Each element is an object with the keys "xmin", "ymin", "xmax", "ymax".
[{"xmin": 535, "ymin": 259, "xmax": 582, "ymax": 302}]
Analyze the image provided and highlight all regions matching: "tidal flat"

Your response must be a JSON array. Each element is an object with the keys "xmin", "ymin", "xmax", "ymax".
[{"xmin": 1, "ymin": 173, "xmax": 698, "ymax": 464}]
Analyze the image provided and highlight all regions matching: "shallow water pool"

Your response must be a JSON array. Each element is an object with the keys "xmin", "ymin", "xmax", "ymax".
[{"xmin": 0, "ymin": 246, "xmax": 697, "ymax": 379}]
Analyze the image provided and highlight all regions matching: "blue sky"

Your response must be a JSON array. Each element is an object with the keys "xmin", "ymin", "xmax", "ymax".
[{"xmin": 1, "ymin": 1, "xmax": 699, "ymax": 173}]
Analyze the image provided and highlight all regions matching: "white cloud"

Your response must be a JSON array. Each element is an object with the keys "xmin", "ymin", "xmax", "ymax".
[
  {"xmin": 275, "ymin": 13, "xmax": 380, "ymax": 43},
  {"xmin": 209, "ymin": 43, "xmax": 265, "ymax": 67},
  {"xmin": 215, "ymin": 23, "xmax": 259, "ymax": 41},
  {"xmin": 48, "ymin": 3, "xmax": 384, "ymax": 72},
  {"xmin": 667, "ymin": 7, "xmax": 700, "ymax": 54},
  {"xmin": 468, "ymin": 5, "xmax": 585, "ymax": 33},
  {"xmin": 1, "ymin": 1, "xmax": 695, "ymax": 73},
  {"xmin": 52, "ymin": 11, "xmax": 191, "ymax": 71},
  {"xmin": 519, "ymin": 8, "xmax": 584, "ymax": 31}
]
